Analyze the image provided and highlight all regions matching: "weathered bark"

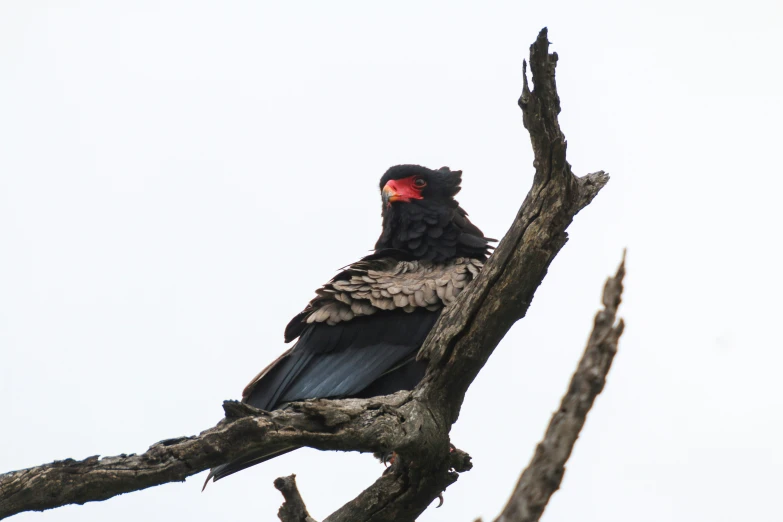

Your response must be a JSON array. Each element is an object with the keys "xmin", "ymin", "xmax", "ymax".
[
  {"xmin": 275, "ymin": 475, "xmax": 317, "ymax": 522},
  {"xmin": 0, "ymin": 393, "xmax": 419, "ymax": 519},
  {"xmin": 0, "ymin": 28, "xmax": 614, "ymax": 522}
]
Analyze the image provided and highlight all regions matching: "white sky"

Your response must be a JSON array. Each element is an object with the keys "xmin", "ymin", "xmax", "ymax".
[{"xmin": 2, "ymin": 1, "xmax": 782, "ymax": 521}]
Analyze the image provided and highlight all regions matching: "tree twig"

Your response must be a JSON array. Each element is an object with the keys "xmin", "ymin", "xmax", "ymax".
[
  {"xmin": 275, "ymin": 475, "xmax": 317, "ymax": 522},
  {"xmin": 494, "ymin": 253, "xmax": 626, "ymax": 522}
]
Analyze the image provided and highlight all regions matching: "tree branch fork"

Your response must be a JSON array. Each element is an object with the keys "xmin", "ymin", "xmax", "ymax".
[{"xmin": 0, "ymin": 28, "xmax": 618, "ymax": 522}]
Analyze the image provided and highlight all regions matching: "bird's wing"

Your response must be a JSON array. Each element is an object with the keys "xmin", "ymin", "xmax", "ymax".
[
  {"xmin": 241, "ymin": 256, "xmax": 483, "ymax": 410},
  {"xmin": 282, "ymin": 256, "xmax": 483, "ymax": 342},
  {"xmin": 207, "ymin": 308, "xmax": 441, "ymax": 486}
]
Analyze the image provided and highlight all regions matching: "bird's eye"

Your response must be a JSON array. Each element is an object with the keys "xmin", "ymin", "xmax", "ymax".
[{"xmin": 413, "ymin": 178, "xmax": 427, "ymax": 188}]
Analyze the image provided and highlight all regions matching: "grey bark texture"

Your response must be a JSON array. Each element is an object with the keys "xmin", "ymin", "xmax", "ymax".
[
  {"xmin": 0, "ymin": 28, "xmax": 617, "ymax": 522},
  {"xmin": 275, "ymin": 475, "xmax": 317, "ymax": 522}
]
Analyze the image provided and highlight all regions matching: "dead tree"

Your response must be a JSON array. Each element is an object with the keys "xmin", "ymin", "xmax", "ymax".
[{"xmin": 0, "ymin": 29, "xmax": 622, "ymax": 522}]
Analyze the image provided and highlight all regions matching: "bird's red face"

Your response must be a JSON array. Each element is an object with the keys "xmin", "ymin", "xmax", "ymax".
[{"xmin": 382, "ymin": 176, "xmax": 427, "ymax": 208}]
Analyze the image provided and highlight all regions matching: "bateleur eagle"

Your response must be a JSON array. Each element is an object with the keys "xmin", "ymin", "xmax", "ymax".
[{"xmin": 204, "ymin": 164, "xmax": 492, "ymax": 486}]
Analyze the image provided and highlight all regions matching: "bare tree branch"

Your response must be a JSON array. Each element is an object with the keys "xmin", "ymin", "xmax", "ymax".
[
  {"xmin": 415, "ymin": 28, "xmax": 608, "ymax": 426},
  {"xmin": 494, "ymin": 254, "xmax": 626, "ymax": 522},
  {"xmin": 275, "ymin": 475, "xmax": 317, "ymax": 522},
  {"xmin": 0, "ymin": 27, "xmax": 610, "ymax": 522},
  {"xmin": 0, "ymin": 393, "xmax": 413, "ymax": 520}
]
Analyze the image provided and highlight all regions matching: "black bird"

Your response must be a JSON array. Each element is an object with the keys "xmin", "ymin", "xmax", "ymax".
[{"xmin": 204, "ymin": 165, "xmax": 492, "ymax": 487}]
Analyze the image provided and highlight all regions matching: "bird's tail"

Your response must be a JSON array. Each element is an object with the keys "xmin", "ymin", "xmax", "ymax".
[{"xmin": 202, "ymin": 446, "xmax": 299, "ymax": 491}]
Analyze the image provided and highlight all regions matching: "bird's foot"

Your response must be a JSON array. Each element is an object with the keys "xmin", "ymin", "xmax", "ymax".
[{"xmin": 374, "ymin": 450, "xmax": 397, "ymax": 469}]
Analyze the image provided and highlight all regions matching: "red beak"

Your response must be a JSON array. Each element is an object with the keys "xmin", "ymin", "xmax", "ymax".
[{"xmin": 382, "ymin": 178, "xmax": 423, "ymax": 207}]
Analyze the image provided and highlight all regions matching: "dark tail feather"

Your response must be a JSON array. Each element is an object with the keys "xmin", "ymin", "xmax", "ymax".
[{"xmin": 202, "ymin": 446, "xmax": 299, "ymax": 491}]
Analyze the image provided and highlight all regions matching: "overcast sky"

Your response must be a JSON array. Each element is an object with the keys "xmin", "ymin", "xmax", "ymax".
[{"xmin": 2, "ymin": 1, "xmax": 782, "ymax": 521}]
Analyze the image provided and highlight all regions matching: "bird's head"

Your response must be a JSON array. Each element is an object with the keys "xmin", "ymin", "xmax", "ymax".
[
  {"xmin": 379, "ymin": 165, "xmax": 462, "ymax": 212},
  {"xmin": 374, "ymin": 165, "xmax": 490, "ymax": 262}
]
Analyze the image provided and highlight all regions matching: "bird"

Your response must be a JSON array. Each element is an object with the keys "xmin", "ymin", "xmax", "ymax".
[{"xmin": 203, "ymin": 164, "xmax": 492, "ymax": 488}]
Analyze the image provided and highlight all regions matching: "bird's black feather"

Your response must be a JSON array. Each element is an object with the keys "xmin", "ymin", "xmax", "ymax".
[
  {"xmin": 207, "ymin": 310, "xmax": 438, "ymax": 485},
  {"xmin": 246, "ymin": 308, "xmax": 439, "ymax": 410}
]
